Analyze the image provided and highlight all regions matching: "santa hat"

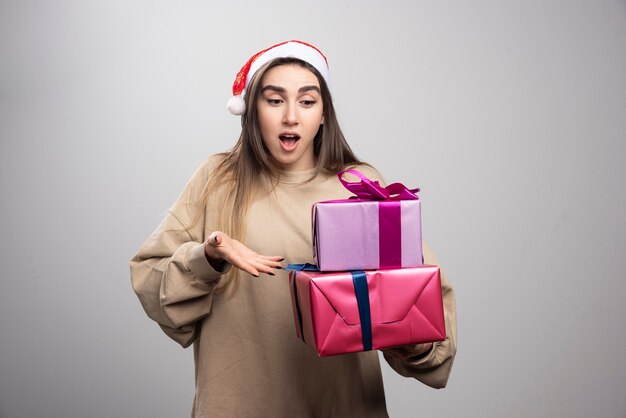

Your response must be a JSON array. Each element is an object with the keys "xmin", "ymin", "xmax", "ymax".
[{"xmin": 227, "ymin": 40, "xmax": 330, "ymax": 115}]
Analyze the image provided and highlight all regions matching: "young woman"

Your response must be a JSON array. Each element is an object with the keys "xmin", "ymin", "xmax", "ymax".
[{"xmin": 131, "ymin": 40, "xmax": 457, "ymax": 418}]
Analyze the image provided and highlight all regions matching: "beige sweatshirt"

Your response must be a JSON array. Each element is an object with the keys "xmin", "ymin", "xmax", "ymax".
[{"xmin": 130, "ymin": 155, "xmax": 457, "ymax": 418}]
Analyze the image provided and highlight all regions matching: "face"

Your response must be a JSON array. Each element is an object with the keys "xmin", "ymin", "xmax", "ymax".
[{"xmin": 257, "ymin": 64, "xmax": 324, "ymax": 171}]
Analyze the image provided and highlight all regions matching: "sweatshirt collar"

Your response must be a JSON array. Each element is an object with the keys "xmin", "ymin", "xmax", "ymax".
[{"xmin": 276, "ymin": 167, "xmax": 319, "ymax": 184}]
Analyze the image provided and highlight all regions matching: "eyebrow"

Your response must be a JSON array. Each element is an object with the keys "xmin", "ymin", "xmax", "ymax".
[{"xmin": 261, "ymin": 85, "xmax": 321, "ymax": 94}]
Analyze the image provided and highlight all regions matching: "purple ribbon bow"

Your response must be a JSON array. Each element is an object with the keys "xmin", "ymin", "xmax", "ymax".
[{"xmin": 337, "ymin": 169, "xmax": 420, "ymax": 201}]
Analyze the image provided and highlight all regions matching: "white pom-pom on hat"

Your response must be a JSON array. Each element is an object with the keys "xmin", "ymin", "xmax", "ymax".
[
  {"xmin": 227, "ymin": 40, "xmax": 330, "ymax": 116},
  {"xmin": 227, "ymin": 95, "xmax": 246, "ymax": 115}
]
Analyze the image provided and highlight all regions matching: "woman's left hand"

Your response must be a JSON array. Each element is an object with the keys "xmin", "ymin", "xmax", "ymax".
[{"xmin": 382, "ymin": 342, "xmax": 434, "ymax": 360}]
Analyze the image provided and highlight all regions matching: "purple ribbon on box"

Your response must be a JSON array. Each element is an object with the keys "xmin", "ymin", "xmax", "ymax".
[
  {"xmin": 336, "ymin": 170, "xmax": 420, "ymax": 269},
  {"xmin": 337, "ymin": 169, "xmax": 420, "ymax": 202}
]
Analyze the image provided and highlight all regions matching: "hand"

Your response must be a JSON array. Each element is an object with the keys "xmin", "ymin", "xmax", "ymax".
[
  {"xmin": 204, "ymin": 231, "xmax": 284, "ymax": 277},
  {"xmin": 383, "ymin": 342, "xmax": 434, "ymax": 361}
]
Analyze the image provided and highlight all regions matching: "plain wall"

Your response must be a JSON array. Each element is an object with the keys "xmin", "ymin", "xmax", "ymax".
[{"xmin": 1, "ymin": 1, "xmax": 625, "ymax": 417}]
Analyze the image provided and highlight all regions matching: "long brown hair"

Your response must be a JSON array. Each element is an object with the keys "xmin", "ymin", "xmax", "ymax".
[{"xmin": 189, "ymin": 57, "xmax": 364, "ymax": 291}]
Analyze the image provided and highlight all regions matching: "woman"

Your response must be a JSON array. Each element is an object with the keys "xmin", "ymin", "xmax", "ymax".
[{"xmin": 131, "ymin": 40, "xmax": 456, "ymax": 418}]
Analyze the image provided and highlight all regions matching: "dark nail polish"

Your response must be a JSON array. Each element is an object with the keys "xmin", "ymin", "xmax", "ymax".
[
  {"xmin": 269, "ymin": 272, "xmax": 275, "ymax": 276},
  {"xmin": 276, "ymin": 266, "xmax": 282, "ymax": 270},
  {"xmin": 279, "ymin": 258, "xmax": 285, "ymax": 262}
]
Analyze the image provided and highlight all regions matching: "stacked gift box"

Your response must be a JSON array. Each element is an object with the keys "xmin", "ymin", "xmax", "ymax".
[{"xmin": 288, "ymin": 169, "xmax": 446, "ymax": 357}]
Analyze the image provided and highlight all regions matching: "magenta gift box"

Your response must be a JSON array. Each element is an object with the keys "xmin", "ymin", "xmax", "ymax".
[
  {"xmin": 288, "ymin": 265, "xmax": 446, "ymax": 357},
  {"xmin": 313, "ymin": 169, "xmax": 423, "ymax": 272}
]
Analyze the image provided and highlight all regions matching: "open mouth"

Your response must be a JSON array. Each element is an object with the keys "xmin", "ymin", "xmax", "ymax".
[{"xmin": 279, "ymin": 133, "xmax": 301, "ymax": 150}]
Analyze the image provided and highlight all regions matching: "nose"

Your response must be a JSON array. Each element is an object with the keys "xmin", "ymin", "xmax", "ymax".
[{"xmin": 283, "ymin": 102, "xmax": 298, "ymax": 125}]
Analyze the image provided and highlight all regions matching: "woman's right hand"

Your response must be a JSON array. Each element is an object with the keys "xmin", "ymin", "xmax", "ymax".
[{"xmin": 204, "ymin": 231, "xmax": 284, "ymax": 277}]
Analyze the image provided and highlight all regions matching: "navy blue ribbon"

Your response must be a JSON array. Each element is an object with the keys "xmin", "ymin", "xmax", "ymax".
[
  {"xmin": 286, "ymin": 263, "xmax": 319, "ymax": 272},
  {"xmin": 291, "ymin": 272, "xmax": 305, "ymax": 343},
  {"xmin": 351, "ymin": 271, "xmax": 373, "ymax": 351},
  {"xmin": 287, "ymin": 265, "xmax": 319, "ymax": 343}
]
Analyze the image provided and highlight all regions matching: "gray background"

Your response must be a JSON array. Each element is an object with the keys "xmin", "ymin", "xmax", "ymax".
[{"xmin": 1, "ymin": 1, "xmax": 625, "ymax": 417}]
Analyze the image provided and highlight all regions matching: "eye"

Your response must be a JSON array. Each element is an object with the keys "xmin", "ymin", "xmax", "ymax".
[
  {"xmin": 265, "ymin": 98, "xmax": 283, "ymax": 106},
  {"xmin": 300, "ymin": 100, "xmax": 317, "ymax": 108}
]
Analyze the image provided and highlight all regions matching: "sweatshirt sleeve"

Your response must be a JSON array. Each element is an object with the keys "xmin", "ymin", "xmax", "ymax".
[
  {"xmin": 381, "ymin": 242, "xmax": 458, "ymax": 389},
  {"xmin": 129, "ymin": 157, "xmax": 231, "ymax": 348}
]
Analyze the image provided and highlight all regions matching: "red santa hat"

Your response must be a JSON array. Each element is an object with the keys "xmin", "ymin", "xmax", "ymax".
[{"xmin": 227, "ymin": 40, "xmax": 330, "ymax": 115}]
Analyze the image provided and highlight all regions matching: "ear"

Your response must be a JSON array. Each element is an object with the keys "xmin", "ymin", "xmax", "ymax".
[{"xmin": 321, "ymin": 116, "xmax": 324, "ymax": 125}]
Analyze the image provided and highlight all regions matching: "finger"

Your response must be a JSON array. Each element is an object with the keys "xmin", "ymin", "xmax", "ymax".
[
  {"xmin": 208, "ymin": 231, "xmax": 222, "ymax": 246},
  {"xmin": 412, "ymin": 342, "xmax": 434, "ymax": 355},
  {"xmin": 252, "ymin": 255, "xmax": 286, "ymax": 268},
  {"xmin": 246, "ymin": 259, "xmax": 277, "ymax": 275},
  {"xmin": 258, "ymin": 255, "xmax": 285, "ymax": 261},
  {"xmin": 231, "ymin": 258, "xmax": 260, "ymax": 277},
  {"xmin": 383, "ymin": 350, "xmax": 404, "ymax": 360},
  {"xmin": 256, "ymin": 259, "xmax": 285, "ymax": 269},
  {"xmin": 221, "ymin": 251, "xmax": 258, "ymax": 276}
]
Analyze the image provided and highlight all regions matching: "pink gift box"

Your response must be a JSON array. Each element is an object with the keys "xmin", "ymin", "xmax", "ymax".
[
  {"xmin": 288, "ymin": 265, "xmax": 446, "ymax": 357},
  {"xmin": 312, "ymin": 170, "xmax": 423, "ymax": 272}
]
